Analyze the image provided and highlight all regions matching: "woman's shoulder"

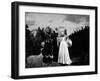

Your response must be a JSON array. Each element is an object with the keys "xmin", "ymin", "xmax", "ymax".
[
  {"xmin": 67, "ymin": 38, "xmax": 72, "ymax": 42},
  {"xmin": 67, "ymin": 38, "xmax": 72, "ymax": 47}
]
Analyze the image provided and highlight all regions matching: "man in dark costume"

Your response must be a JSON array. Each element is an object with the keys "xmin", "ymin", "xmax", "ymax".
[{"xmin": 42, "ymin": 27, "xmax": 54, "ymax": 64}]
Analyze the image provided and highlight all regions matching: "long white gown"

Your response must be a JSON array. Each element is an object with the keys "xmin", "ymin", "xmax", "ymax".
[{"xmin": 58, "ymin": 36, "xmax": 72, "ymax": 65}]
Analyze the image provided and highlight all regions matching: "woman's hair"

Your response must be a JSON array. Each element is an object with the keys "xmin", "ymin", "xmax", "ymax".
[
  {"xmin": 64, "ymin": 29, "xmax": 67, "ymax": 35},
  {"xmin": 65, "ymin": 36, "xmax": 69, "ymax": 40}
]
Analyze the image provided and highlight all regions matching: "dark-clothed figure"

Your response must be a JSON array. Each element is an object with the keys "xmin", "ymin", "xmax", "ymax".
[{"xmin": 42, "ymin": 27, "xmax": 54, "ymax": 64}]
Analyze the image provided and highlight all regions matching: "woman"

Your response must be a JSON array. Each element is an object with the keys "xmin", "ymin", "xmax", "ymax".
[{"xmin": 58, "ymin": 31, "xmax": 72, "ymax": 65}]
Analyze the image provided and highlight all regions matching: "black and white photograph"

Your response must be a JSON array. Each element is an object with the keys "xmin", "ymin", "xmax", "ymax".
[
  {"xmin": 11, "ymin": 1, "xmax": 97, "ymax": 79},
  {"xmin": 25, "ymin": 12, "xmax": 89, "ymax": 68}
]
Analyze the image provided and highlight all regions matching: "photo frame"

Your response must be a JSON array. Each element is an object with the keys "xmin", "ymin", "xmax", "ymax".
[{"xmin": 11, "ymin": 1, "xmax": 98, "ymax": 79}]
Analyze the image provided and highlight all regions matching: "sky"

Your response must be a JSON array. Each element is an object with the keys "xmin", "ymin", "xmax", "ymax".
[{"xmin": 25, "ymin": 12, "xmax": 89, "ymax": 35}]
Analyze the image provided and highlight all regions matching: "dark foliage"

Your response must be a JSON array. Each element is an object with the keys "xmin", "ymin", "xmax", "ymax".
[
  {"xmin": 69, "ymin": 26, "xmax": 89, "ymax": 64},
  {"xmin": 25, "ymin": 25, "xmax": 42, "ymax": 57}
]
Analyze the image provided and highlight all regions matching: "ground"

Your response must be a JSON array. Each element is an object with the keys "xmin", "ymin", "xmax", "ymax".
[{"xmin": 26, "ymin": 54, "xmax": 89, "ymax": 68}]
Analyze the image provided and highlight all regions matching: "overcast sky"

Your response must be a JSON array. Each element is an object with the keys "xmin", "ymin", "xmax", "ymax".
[{"xmin": 25, "ymin": 12, "xmax": 89, "ymax": 35}]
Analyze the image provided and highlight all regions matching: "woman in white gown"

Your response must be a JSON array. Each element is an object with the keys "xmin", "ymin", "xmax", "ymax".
[{"xmin": 58, "ymin": 35, "xmax": 72, "ymax": 65}]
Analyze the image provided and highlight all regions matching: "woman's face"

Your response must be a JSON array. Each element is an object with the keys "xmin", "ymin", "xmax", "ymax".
[{"xmin": 45, "ymin": 27, "xmax": 51, "ymax": 34}]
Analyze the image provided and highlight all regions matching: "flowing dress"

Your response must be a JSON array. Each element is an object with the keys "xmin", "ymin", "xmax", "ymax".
[{"xmin": 58, "ymin": 36, "xmax": 72, "ymax": 65}]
